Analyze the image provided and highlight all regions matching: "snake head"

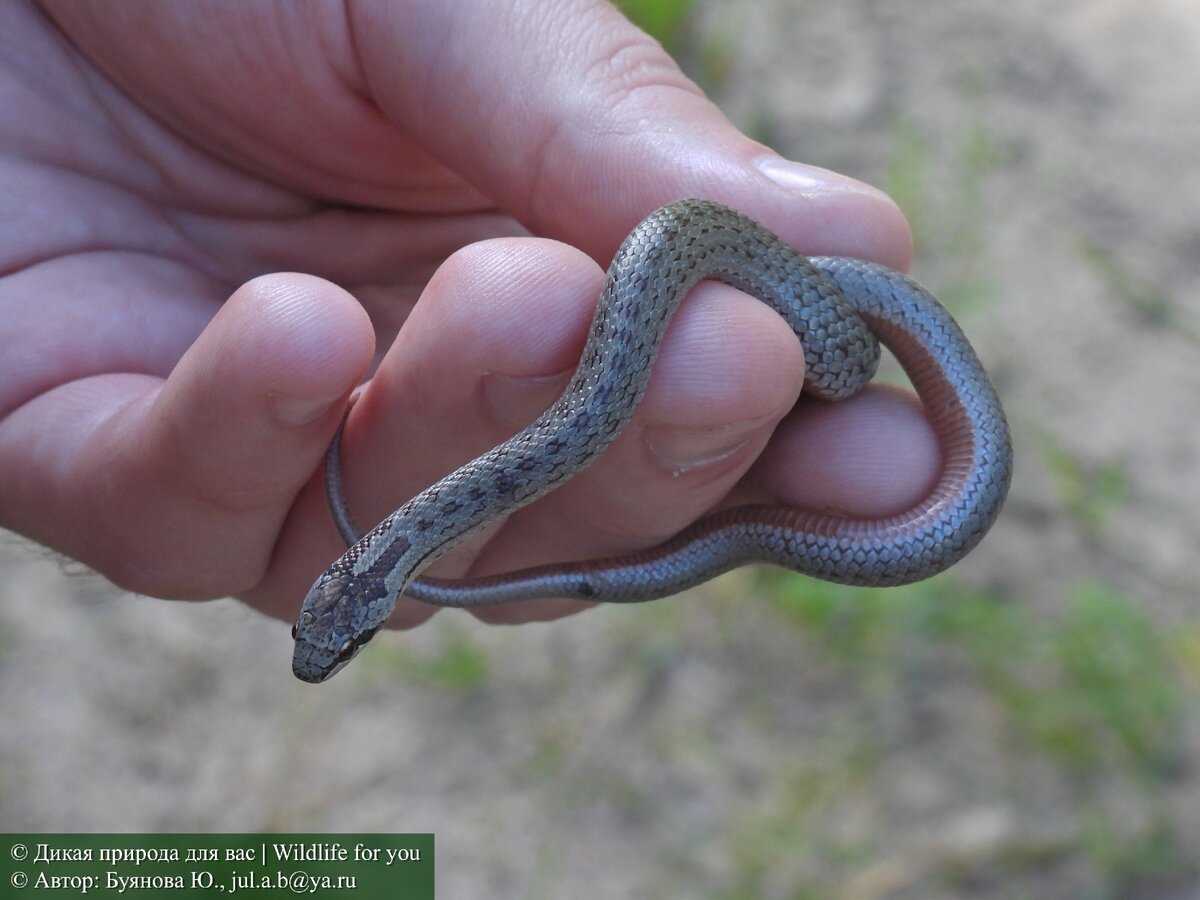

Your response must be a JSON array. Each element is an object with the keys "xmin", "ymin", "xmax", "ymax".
[{"xmin": 290, "ymin": 557, "xmax": 397, "ymax": 683}]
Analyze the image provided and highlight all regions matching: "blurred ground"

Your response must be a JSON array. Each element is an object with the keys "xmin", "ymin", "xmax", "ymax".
[{"xmin": 3, "ymin": 1, "xmax": 1199, "ymax": 897}]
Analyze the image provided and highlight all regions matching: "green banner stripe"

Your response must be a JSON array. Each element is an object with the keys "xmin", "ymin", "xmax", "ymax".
[{"xmin": 3, "ymin": 835, "xmax": 433, "ymax": 900}]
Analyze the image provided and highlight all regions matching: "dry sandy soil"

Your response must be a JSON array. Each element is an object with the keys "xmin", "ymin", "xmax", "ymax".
[{"xmin": 3, "ymin": 1, "xmax": 1199, "ymax": 897}]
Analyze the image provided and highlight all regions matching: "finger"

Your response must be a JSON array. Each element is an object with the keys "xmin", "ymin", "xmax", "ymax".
[
  {"xmin": 743, "ymin": 385, "xmax": 942, "ymax": 516},
  {"xmin": 2, "ymin": 274, "xmax": 373, "ymax": 600},
  {"xmin": 350, "ymin": 0, "xmax": 912, "ymax": 266},
  {"xmin": 43, "ymin": 1, "xmax": 911, "ymax": 264}
]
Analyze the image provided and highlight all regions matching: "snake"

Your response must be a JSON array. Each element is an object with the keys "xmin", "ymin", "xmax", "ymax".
[{"xmin": 291, "ymin": 199, "xmax": 1012, "ymax": 683}]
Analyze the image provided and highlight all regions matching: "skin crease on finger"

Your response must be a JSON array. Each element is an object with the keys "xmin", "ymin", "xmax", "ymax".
[{"xmin": 12, "ymin": 2, "xmax": 926, "ymax": 631}]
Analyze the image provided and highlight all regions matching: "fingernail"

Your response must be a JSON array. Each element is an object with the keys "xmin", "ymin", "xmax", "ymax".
[
  {"xmin": 269, "ymin": 391, "xmax": 344, "ymax": 426},
  {"xmin": 755, "ymin": 155, "xmax": 890, "ymax": 199},
  {"xmin": 644, "ymin": 417, "xmax": 773, "ymax": 476},
  {"xmin": 481, "ymin": 370, "xmax": 572, "ymax": 429}
]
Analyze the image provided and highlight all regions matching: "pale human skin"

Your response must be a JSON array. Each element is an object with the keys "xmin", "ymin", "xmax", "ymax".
[{"xmin": 0, "ymin": 1, "xmax": 931, "ymax": 632}]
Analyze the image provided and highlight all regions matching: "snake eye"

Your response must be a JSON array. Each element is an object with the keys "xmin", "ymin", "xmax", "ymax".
[
  {"xmin": 333, "ymin": 627, "xmax": 381, "ymax": 664},
  {"xmin": 291, "ymin": 611, "xmax": 315, "ymax": 642},
  {"xmin": 335, "ymin": 638, "xmax": 358, "ymax": 663}
]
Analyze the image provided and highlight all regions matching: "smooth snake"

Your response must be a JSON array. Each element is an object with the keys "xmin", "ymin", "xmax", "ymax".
[{"xmin": 291, "ymin": 199, "xmax": 1012, "ymax": 683}]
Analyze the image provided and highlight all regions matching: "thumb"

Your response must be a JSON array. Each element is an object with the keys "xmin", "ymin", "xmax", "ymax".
[{"xmin": 352, "ymin": 0, "xmax": 911, "ymax": 266}]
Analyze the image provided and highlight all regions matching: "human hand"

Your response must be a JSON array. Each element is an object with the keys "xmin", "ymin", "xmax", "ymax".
[{"xmin": 1, "ymin": 0, "xmax": 927, "ymax": 631}]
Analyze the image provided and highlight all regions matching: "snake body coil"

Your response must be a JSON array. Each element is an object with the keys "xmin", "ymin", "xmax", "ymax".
[{"xmin": 292, "ymin": 199, "xmax": 1012, "ymax": 683}]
